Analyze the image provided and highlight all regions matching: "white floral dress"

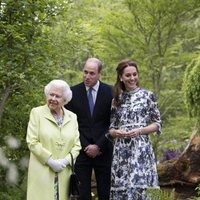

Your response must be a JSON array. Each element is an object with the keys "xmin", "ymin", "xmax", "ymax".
[{"xmin": 109, "ymin": 88, "xmax": 162, "ymax": 200}]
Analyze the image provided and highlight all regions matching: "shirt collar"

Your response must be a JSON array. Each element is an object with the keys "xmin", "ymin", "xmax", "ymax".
[{"xmin": 86, "ymin": 80, "xmax": 99, "ymax": 92}]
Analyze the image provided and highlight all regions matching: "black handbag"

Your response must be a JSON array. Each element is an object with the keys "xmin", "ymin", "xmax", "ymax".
[{"xmin": 68, "ymin": 153, "xmax": 80, "ymax": 200}]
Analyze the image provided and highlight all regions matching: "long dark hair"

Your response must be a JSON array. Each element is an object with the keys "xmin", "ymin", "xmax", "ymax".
[{"xmin": 113, "ymin": 59, "xmax": 139, "ymax": 107}]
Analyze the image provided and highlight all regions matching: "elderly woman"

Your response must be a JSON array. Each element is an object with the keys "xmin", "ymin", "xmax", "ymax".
[{"xmin": 26, "ymin": 80, "xmax": 81, "ymax": 200}]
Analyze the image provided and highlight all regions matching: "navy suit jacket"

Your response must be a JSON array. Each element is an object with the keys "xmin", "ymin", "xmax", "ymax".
[{"xmin": 65, "ymin": 81, "xmax": 113, "ymax": 157}]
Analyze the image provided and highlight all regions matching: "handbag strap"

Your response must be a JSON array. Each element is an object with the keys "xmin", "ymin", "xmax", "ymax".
[{"xmin": 69, "ymin": 152, "xmax": 74, "ymax": 173}]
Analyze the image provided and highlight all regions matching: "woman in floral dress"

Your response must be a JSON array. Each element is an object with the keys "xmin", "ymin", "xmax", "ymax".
[{"xmin": 107, "ymin": 60, "xmax": 162, "ymax": 200}]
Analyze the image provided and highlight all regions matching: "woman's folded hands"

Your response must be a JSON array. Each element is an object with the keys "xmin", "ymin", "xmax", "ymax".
[{"xmin": 46, "ymin": 157, "xmax": 69, "ymax": 172}]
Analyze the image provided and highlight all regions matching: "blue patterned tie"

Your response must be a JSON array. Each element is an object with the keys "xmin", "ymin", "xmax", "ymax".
[{"xmin": 88, "ymin": 87, "xmax": 94, "ymax": 115}]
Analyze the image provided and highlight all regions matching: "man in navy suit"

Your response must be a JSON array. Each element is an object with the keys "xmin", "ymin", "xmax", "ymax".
[{"xmin": 65, "ymin": 58, "xmax": 113, "ymax": 200}]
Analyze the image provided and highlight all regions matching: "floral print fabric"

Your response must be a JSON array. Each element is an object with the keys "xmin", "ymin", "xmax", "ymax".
[
  {"xmin": 53, "ymin": 113, "xmax": 63, "ymax": 200},
  {"xmin": 109, "ymin": 88, "xmax": 162, "ymax": 200}
]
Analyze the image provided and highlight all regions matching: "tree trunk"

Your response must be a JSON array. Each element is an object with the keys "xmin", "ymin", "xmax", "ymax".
[{"xmin": 158, "ymin": 128, "xmax": 200, "ymax": 186}]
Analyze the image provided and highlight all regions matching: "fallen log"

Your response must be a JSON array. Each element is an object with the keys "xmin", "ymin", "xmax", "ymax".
[{"xmin": 158, "ymin": 133, "xmax": 200, "ymax": 187}]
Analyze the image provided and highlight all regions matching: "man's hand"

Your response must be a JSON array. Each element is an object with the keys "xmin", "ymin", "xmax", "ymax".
[{"xmin": 84, "ymin": 145, "xmax": 102, "ymax": 158}]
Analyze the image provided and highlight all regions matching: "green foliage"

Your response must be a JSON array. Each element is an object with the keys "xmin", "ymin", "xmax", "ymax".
[
  {"xmin": 0, "ymin": 0, "xmax": 69, "ymax": 124},
  {"xmin": 0, "ymin": 0, "xmax": 200, "ymax": 199},
  {"xmin": 0, "ymin": 186, "xmax": 25, "ymax": 200},
  {"xmin": 61, "ymin": 69, "xmax": 82, "ymax": 86},
  {"xmin": 189, "ymin": 184, "xmax": 200, "ymax": 200},
  {"xmin": 195, "ymin": 184, "xmax": 200, "ymax": 198},
  {"xmin": 0, "ymin": 0, "xmax": 71, "ymax": 197},
  {"xmin": 100, "ymin": 0, "xmax": 200, "ymax": 91},
  {"xmin": 183, "ymin": 56, "xmax": 200, "ymax": 121},
  {"xmin": 146, "ymin": 188, "xmax": 175, "ymax": 200},
  {"xmin": 152, "ymin": 115, "xmax": 195, "ymax": 161}
]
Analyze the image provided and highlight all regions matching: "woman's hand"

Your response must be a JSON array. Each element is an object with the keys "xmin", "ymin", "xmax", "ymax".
[
  {"xmin": 109, "ymin": 128, "xmax": 143, "ymax": 138},
  {"xmin": 109, "ymin": 129, "xmax": 127, "ymax": 138},
  {"xmin": 46, "ymin": 157, "xmax": 67, "ymax": 173},
  {"xmin": 125, "ymin": 128, "xmax": 141, "ymax": 137}
]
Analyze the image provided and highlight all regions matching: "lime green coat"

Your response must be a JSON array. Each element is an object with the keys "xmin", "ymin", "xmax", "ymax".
[{"xmin": 26, "ymin": 105, "xmax": 81, "ymax": 200}]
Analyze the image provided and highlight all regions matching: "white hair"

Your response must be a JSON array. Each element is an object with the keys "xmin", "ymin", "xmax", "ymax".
[{"xmin": 44, "ymin": 80, "xmax": 72, "ymax": 104}]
